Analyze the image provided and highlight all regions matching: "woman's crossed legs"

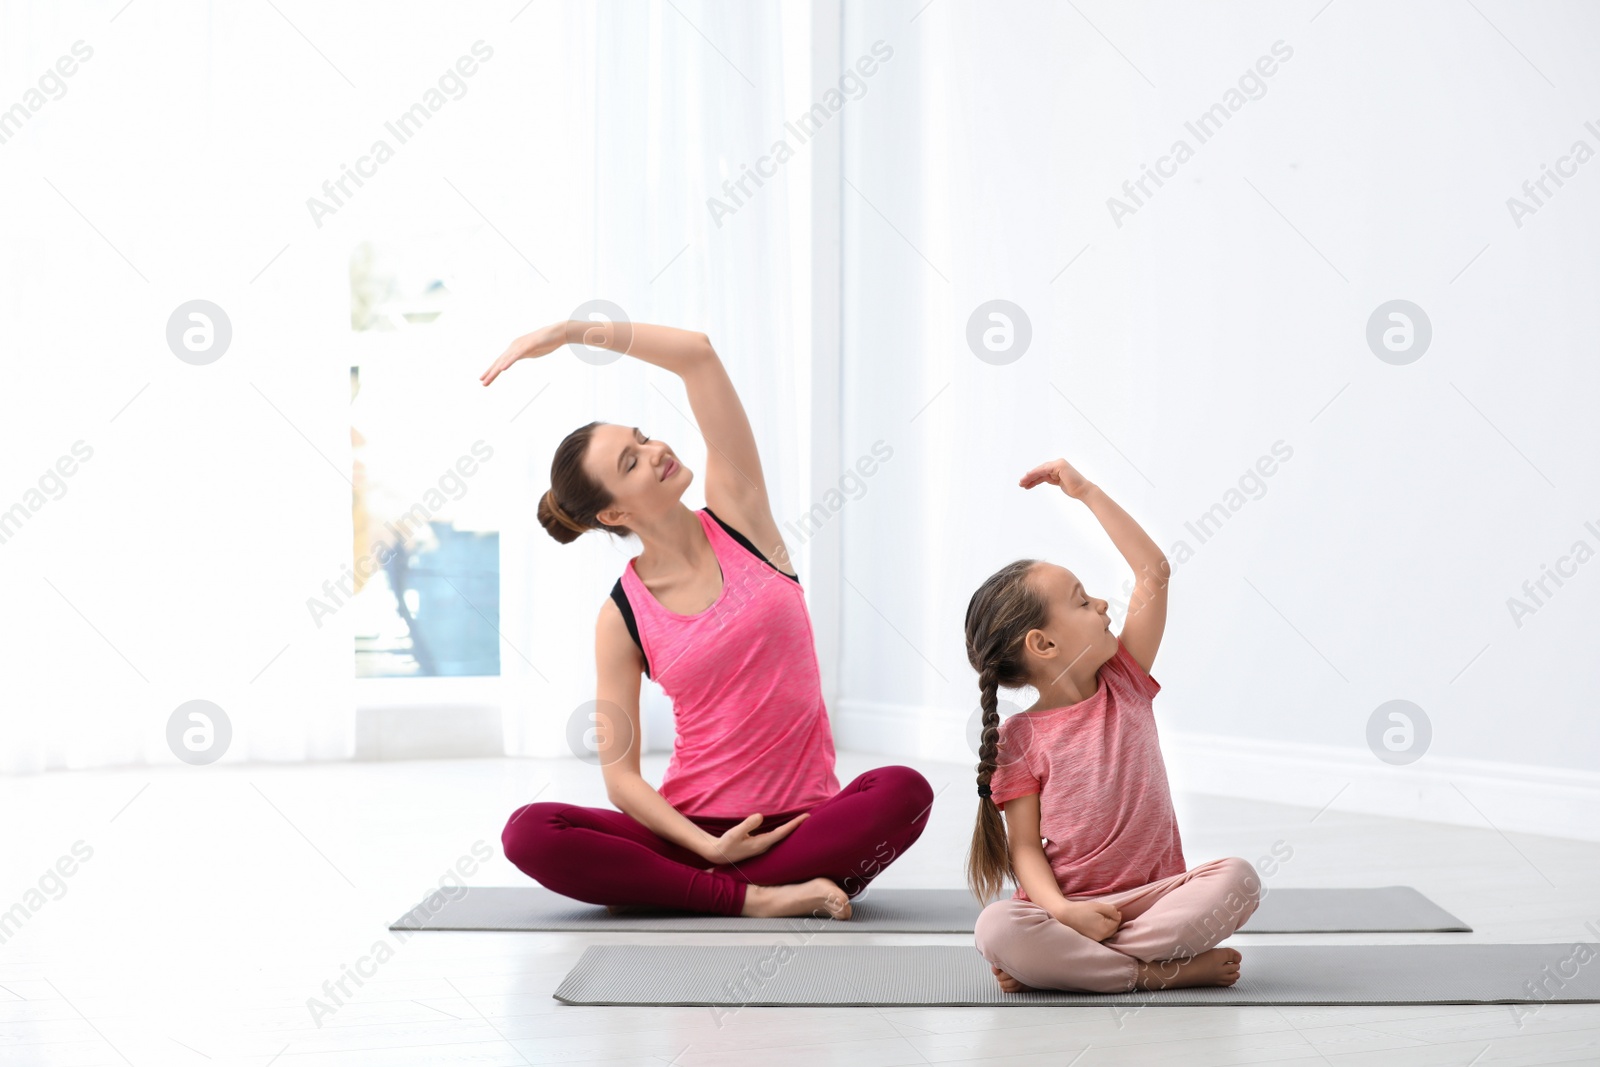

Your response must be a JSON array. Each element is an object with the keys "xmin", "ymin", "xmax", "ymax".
[{"xmin": 501, "ymin": 765, "xmax": 935, "ymax": 917}]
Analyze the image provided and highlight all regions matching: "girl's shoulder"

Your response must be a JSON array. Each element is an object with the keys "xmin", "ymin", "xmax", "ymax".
[
  {"xmin": 1101, "ymin": 636, "xmax": 1162, "ymax": 702},
  {"xmin": 995, "ymin": 700, "xmax": 1066, "ymax": 754}
]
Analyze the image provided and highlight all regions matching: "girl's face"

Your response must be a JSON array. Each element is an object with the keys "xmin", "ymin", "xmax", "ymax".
[
  {"xmin": 1028, "ymin": 562, "xmax": 1116, "ymax": 669},
  {"xmin": 583, "ymin": 423, "xmax": 692, "ymax": 526}
]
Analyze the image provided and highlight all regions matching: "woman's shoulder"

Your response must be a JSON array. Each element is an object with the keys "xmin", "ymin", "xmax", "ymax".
[
  {"xmin": 702, "ymin": 505, "xmax": 799, "ymax": 582},
  {"xmin": 614, "ymin": 551, "xmax": 643, "ymax": 589}
]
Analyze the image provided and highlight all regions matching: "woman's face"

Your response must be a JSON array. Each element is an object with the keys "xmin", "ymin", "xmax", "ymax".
[{"xmin": 583, "ymin": 423, "xmax": 692, "ymax": 528}]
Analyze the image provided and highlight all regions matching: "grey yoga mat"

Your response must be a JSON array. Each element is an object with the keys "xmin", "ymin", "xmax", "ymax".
[
  {"xmin": 389, "ymin": 885, "xmax": 1470, "ymax": 934},
  {"xmin": 552, "ymin": 944, "xmax": 1600, "ymax": 1006}
]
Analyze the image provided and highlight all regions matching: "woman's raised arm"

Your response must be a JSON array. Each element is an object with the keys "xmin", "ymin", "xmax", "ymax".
[{"xmin": 482, "ymin": 318, "xmax": 787, "ymax": 568}]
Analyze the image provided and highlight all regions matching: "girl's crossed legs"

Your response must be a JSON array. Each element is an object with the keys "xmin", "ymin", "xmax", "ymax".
[
  {"xmin": 974, "ymin": 856, "xmax": 1262, "ymax": 993},
  {"xmin": 501, "ymin": 765, "xmax": 935, "ymax": 917}
]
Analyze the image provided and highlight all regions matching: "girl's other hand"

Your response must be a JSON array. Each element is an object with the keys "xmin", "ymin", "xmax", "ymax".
[
  {"xmin": 1053, "ymin": 899, "xmax": 1122, "ymax": 941},
  {"xmin": 1020, "ymin": 458, "xmax": 1096, "ymax": 499},
  {"xmin": 480, "ymin": 321, "xmax": 570, "ymax": 386}
]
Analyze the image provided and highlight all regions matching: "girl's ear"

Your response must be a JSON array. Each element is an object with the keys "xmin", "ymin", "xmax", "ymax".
[{"xmin": 1022, "ymin": 626, "xmax": 1055, "ymax": 660}]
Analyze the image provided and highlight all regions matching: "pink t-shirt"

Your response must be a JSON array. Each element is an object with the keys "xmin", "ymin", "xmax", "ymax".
[
  {"xmin": 620, "ymin": 508, "xmax": 840, "ymax": 818},
  {"xmin": 986, "ymin": 636, "xmax": 1185, "ymax": 901}
]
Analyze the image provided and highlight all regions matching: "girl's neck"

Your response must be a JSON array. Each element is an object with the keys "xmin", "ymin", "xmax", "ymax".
[{"xmin": 1028, "ymin": 667, "xmax": 1101, "ymax": 712}]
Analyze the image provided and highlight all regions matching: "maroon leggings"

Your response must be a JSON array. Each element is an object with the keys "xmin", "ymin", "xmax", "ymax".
[{"xmin": 501, "ymin": 765, "xmax": 934, "ymax": 916}]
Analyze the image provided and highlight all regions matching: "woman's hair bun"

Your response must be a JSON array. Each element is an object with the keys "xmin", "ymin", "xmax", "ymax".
[{"xmin": 539, "ymin": 487, "xmax": 588, "ymax": 545}]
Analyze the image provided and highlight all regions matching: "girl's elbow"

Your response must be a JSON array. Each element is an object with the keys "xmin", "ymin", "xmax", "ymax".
[{"xmin": 1137, "ymin": 556, "xmax": 1172, "ymax": 591}]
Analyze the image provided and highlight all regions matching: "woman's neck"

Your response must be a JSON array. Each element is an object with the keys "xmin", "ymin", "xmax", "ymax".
[{"xmin": 633, "ymin": 504, "xmax": 707, "ymax": 576}]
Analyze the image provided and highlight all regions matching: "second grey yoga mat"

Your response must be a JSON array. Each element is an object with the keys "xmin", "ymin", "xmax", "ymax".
[
  {"xmin": 553, "ymin": 944, "xmax": 1600, "ymax": 1006},
  {"xmin": 390, "ymin": 885, "xmax": 1469, "ymax": 933}
]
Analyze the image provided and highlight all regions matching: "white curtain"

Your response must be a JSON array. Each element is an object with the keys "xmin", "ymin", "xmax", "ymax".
[
  {"xmin": 0, "ymin": 0, "xmax": 360, "ymax": 772},
  {"xmin": 504, "ymin": 0, "xmax": 818, "ymax": 758},
  {"xmin": 0, "ymin": 0, "xmax": 816, "ymax": 772}
]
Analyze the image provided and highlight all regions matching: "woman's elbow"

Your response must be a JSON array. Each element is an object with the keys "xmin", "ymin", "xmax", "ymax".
[{"xmin": 602, "ymin": 767, "xmax": 639, "ymax": 807}]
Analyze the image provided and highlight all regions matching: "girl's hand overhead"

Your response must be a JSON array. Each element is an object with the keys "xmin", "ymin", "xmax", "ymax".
[{"xmin": 1020, "ymin": 457, "xmax": 1096, "ymax": 500}]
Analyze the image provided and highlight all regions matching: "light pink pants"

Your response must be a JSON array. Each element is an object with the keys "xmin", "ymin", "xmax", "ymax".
[{"xmin": 973, "ymin": 856, "xmax": 1261, "ymax": 993}]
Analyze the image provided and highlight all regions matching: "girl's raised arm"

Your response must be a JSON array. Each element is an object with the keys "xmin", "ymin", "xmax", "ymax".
[{"xmin": 1021, "ymin": 457, "xmax": 1171, "ymax": 675}]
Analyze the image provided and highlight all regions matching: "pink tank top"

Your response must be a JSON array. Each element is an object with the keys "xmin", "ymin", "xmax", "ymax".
[{"xmin": 619, "ymin": 508, "xmax": 841, "ymax": 818}]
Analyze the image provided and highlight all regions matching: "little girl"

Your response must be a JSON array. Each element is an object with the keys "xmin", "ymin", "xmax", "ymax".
[{"xmin": 966, "ymin": 457, "xmax": 1260, "ymax": 994}]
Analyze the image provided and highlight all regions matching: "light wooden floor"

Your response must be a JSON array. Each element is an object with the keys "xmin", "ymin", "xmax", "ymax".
[{"xmin": 4, "ymin": 750, "xmax": 1597, "ymax": 1066}]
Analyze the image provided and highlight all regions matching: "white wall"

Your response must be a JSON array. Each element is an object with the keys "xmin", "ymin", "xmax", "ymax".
[{"xmin": 832, "ymin": 0, "xmax": 1600, "ymax": 836}]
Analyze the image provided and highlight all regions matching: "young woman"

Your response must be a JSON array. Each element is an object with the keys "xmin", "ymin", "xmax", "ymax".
[
  {"xmin": 483, "ymin": 319, "xmax": 934, "ymax": 919},
  {"xmin": 965, "ymin": 456, "xmax": 1259, "ymax": 992}
]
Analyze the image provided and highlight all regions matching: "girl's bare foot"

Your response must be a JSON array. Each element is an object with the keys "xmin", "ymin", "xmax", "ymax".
[
  {"xmin": 991, "ymin": 964, "xmax": 1037, "ymax": 993},
  {"xmin": 1134, "ymin": 947, "xmax": 1242, "ymax": 990},
  {"xmin": 741, "ymin": 877, "xmax": 853, "ymax": 919}
]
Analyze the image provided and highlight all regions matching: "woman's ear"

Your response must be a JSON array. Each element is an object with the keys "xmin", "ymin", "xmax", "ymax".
[{"xmin": 596, "ymin": 504, "xmax": 627, "ymax": 529}]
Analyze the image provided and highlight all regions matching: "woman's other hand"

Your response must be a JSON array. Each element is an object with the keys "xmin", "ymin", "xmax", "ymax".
[{"xmin": 702, "ymin": 812, "xmax": 810, "ymax": 865}]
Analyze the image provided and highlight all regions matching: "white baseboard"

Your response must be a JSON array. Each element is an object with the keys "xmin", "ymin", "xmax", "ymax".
[
  {"xmin": 834, "ymin": 699, "xmax": 1600, "ymax": 843},
  {"xmin": 354, "ymin": 705, "xmax": 503, "ymax": 760}
]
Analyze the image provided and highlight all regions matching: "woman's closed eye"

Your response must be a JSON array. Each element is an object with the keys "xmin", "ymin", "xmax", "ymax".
[{"xmin": 628, "ymin": 433, "xmax": 651, "ymax": 471}]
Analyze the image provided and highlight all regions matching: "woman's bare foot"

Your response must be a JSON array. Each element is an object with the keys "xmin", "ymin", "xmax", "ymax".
[
  {"xmin": 741, "ymin": 877, "xmax": 853, "ymax": 919},
  {"xmin": 1134, "ymin": 947, "xmax": 1242, "ymax": 990},
  {"xmin": 991, "ymin": 964, "xmax": 1037, "ymax": 993}
]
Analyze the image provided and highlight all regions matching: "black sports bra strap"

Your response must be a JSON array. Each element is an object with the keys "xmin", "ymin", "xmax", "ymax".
[
  {"xmin": 703, "ymin": 507, "xmax": 800, "ymax": 584},
  {"xmin": 609, "ymin": 579, "xmax": 652, "ymax": 678}
]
